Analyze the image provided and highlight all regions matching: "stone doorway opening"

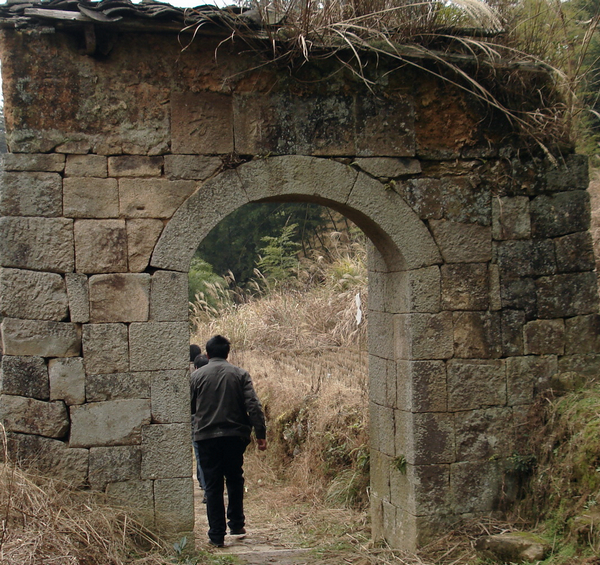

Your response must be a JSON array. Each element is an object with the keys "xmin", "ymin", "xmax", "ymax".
[{"xmin": 152, "ymin": 155, "xmax": 441, "ymax": 549}]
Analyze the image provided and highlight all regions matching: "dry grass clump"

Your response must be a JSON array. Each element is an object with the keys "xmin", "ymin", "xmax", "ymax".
[
  {"xmin": 191, "ymin": 231, "xmax": 367, "ymax": 352},
  {"xmin": 0, "ymin": 447, "xmax": 170, "ymax": 565},
  {"xmin": 232, "ymin": 347, "xmax": 370, "ymax": 506}
]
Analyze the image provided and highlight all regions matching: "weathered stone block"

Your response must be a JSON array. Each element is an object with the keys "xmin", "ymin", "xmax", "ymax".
[
  {"xmin": 356, "ymin": 95, "xmax": 415, "ymax": 157},
  {"xmin": 150, "ymin": 271, "xmax": 188, "ymax": 322},
  {"xmin": 141, "ymin": 423, "xmax": 191, "ymax": 478},
  {"xmin": 475, "ymin": 532, "xmax": 550, "ymax": 563},
  {"xmin": 233, "ymin": 93, "xmax": 361, "ymax": 156},
  {"xmin": 524, "ymin": 319, "xmax": 565, "ymax": 355},
  {"xmin": 1, "ymin": 318, "xmax": 81, "ymax": 357},
  {"xmin": 399, "ymin": 178, "xmax": 443, "ymax": 220},
  {"xmin": 565, "ymin": 315, "xmax": 600, "ymax": 355},
  {"xmin": 86, "ymin": 372, "xmax": 151, "ymax": 402},
  {"xmin": 536, "ymin": 272, "xmax": 599, "ymax": 318},
  {"xmin": 154, "ymin": 478, "xmax": 195, "ymax": 536},
  {"xmin": 370, "ymin": 449, "xmax": 391, "ymax": 502},
  {"xmin": 370, "ymin": 402, "xmax": 396, "ymax": 456},
  {"xmin": 429, "ymin": 220, "xmax": 492, "ymax": 263},
  {"xmin": 0, "ymin": 395, "xmax": 69, "ymax": 438},
  {"xmin": 2, "ymin": 153, "xmax": 65, "ymax": 172},
  {"xmin": 531, "ymin": 191, "xmax": 590, "ymax": 238},
  {"xmin": 119, "ymin": 178, "xmax": 197, "ymax": 219},
  {"xmin": 63, "ymin": 178, "xmax": 119, "ymax": 218},
  {"xmin": 453, "ymin": 311, "xmax": 502, "ymax": 359},
  {"xmin": 369, "ymin": 354, "xmax": 390, "ymax": 407},
  {"xmin": 150, "ymin": 169, "xmax": 248, "ymax": 272},
  {"xmin": 450, "ymin": 460, "xmax": 503, "ymax": 513},
  {"xmin": 48, "ymin": 357, "xmax": 85, "ymax": 405},
  {"xmin": 89, "ymin": 445, "xmax": 142, "ymax": 490},
  {"xmin": 240, "ymin": 156, "xmax": 357, "ymax": 210},
  {"xmin": 403, "ymin": 176, "xmax": 490, "ymax": 225},
  {"xmin": 89, "ymin": 273, "xmax": 150, "ymax": 323},
  {"xmin": 455, "ymin": 407, "xmax": 513, "ymax": 461},
  {"xmin": 3, "ymin": 432, "xmax": 88, "ymax": 485},
  {"xmin": 441, "ymin": 263, "xmax": 489, "ymax": 310},
  {"xmin": 555, "ymin": 231, "xmax": 596, "ymax": 273},
  {"xmin": 129, "ymin": 322, "xmax": 188, "ymax": 371},
  {"xmin": 0, "ymin": 268, "xmax": 68, "ymax": 321},
  {"xmin": 447, "ymin": 359, "xmax": 506, "ymax": 411},
  {"xmin": 126, "ymin": 219, "xmax": 164, "ymax": 273},
  {"xmin": 368, "ymin": 310, "xmax": 395, "ymax": 360},
  {"xmin": 108, "ymin": 156, "xmax": 163, "ymax": 177},
  {"xmin": 172, "ymin": 92, "xmax": 234, "ymax": 154},
  {"xmin": 151, "ymin": 370, "xmax": 190, "ymax": 424},
  {"xmin": 489, "ymin": 265, "xmax": 501, "ymax": 311},
  {"xmin": 65, "ymin": 155, "xmax": 107, "ymax": 177},
  {"xmin": 106, "ymin": 480, "xmax": 154, "ymax": 525},
  {"xmin": 1, "ymin": 355, "xmax": 49, "ymax": 399},
  {"xmin": 395, "ymin": 312, "xmax": 454, "ymax": 360},
  {"xmin": 411, "ymin": 412, "xmax": 455, "ymax": 465},
  {"xmin": 392, "ymin": 266, "xmax": 441, "ymax": 313},
  {"xmin": 354, "ymin": 157, "xmax": 421, "ymax": 178},
  {"xmin": 545, "ymin": 154, "xmax": 589, "ymax": 192},
  {"xmin": 390, "ymin": 463, "xmax": 451, "ymax": 515},
  {"xmin": 499, "ymin": 275, "xmax": 537, "ymax": 316},
  {"xmin": 74, "ymin": 219, "xmax": 128, "ymax": 274},
  {"xmin": 558, "ymin": 354, "xmax": 600, "ymax": 379},
  {"xmin": 164, "ymin": 155, "xmax": 221, "ymax": 180},
  {"xmin": 506, "ymin": 355, "xmax": 557, "ymax": 405},
  {"xmin": 496, "ymin": 239, "xmax": 556, "ymax": 277},
  {"xmin": 0, "ymin": 217, "xmax": 74, "ymax": 273},
  {"xmin": 65, "ymin": 273, "xmax": 89, "ymax": 323},
  {"xmin": 82, "ymin": 323, "xmax": 129, "ymax": 375},
  {"xmin": 368, "ymin": 264, "xmax": 387, "ymax": 313},
  {"xmin": 397, "ymin": 360, "xmax": 447, "ymax": 412},
  {"xmin": 492, "ymin": 196, "xmax": 530, "ymax": 240},
  {"xmin": 393, "ymin": 408, "xmax": 413, "ymax": 460},
  {"xmin": 69, "ymin": 399, "xmax": 151, "ymax": 447},
  {"xmin": 501, "ymin": 310, "xmax": 525, "ymax": 357},
  {"xmin": 0, "ymin": 171, "xmax": 62, "ymax": 216}
]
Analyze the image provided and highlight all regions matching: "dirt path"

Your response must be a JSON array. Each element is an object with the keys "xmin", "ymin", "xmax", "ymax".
[{"xmin": 192, "ymin": 452, "xmax": 379, "ymax": 564}]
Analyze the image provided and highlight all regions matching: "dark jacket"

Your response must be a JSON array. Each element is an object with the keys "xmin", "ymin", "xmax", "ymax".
[{"xmin": 190, "ymin": 357, "xmax": 266, "ymax": 442}]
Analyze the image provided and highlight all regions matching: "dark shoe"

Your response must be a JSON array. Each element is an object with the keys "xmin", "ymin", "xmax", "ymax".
[
  {"xmin": 209, "ymin": 539, "xmax": 224, "ymax": 548},
  {"xmin": 229, "ymin": 527, "xmax": 246, "ymax": 538}
]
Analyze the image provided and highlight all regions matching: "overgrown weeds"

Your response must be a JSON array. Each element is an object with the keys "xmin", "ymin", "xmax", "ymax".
[
  {"xmin": 183, "ymin": 0, "xmax": 600, "ymax": 152},
  {"xmin": 0, "ymin": 457, "xmax": 170, "ymax": 565},
  {"xmin": 507, "ymin": 380, "xmax": 600, "ymax": 562}
]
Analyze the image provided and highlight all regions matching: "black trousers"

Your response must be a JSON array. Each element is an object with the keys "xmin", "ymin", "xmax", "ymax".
[{"xmin": 195, "ymin": 436, "xmax": 248, "ymax": 543}]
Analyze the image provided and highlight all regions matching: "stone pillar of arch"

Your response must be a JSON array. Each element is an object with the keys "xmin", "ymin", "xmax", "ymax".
[{"xmin": 0, "ymin": 20, "xmax": 599, "ymax": 549}]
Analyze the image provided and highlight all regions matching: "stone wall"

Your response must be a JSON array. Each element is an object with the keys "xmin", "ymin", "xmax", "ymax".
[{"xmin": 0, "ymin": 24, "xmax": 599, "ymax": 549}]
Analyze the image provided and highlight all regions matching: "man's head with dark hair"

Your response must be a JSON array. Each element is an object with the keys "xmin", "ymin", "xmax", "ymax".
[
  {"xmin": 190, "ymin": 344, "xmax": 201, "ymax": 362},
  {"xmin": 206, "ymin": 335, "xmax": 230, "ymax": 359},
  {"xmin": 194, "ymin": 354, "xmax": 209, "ymax": 369}
]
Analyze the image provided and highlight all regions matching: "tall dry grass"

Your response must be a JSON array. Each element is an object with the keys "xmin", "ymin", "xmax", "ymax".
[{"xmin": 0, "ymin": 428, "xmax": 171, "ymax": 565}]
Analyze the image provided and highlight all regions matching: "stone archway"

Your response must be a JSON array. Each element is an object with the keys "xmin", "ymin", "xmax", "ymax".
[
  {"xmin": 1, "ymin": 11, "xmax": 599, "ymax": 551},
  {"xmin": 151, "ymin": 155, "xmax": 445, "ymax": 550}
]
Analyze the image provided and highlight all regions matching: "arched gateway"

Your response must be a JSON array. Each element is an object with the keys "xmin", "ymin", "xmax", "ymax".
[{"xmin": 0, "ymin": 1, "xmax": 599, "ymax": 551}]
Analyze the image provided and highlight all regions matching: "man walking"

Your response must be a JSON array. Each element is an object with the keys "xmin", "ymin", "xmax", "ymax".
[{"xmin": 190, "ymin": 335, "xmax": 267, "ymax": 547}]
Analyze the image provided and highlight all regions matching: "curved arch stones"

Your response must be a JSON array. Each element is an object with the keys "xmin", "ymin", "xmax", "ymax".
[{"xmin": 151, "ymin": 156, "xmax": 441, "ymax": 273}]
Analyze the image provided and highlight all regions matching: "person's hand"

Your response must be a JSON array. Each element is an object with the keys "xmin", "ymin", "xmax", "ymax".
[{"xmin": 256, "ymin": 438, "xmax": 267, "ymax": 451}]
